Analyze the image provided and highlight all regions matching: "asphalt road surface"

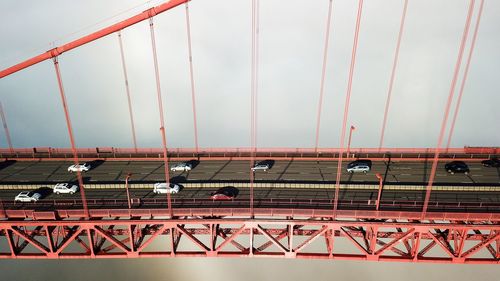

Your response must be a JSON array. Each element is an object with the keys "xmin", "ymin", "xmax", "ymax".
[{"xmin": 1, "ymin": 160, "xmax": 499, "ymax": 185}]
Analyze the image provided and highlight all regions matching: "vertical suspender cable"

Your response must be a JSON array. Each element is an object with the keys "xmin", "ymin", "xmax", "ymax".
[
  {"xmin": 249, "ymin": 0, "xmax": 260, "ymax": 218},
  {"xmin": 149, "ymin": 17, "xmax": 173, "ymax": 217},
  {"xmin": 0, "ymin": 101, "xmax": 14, "ymax": 153},
  {"xmin": 255, "ymin": 0, "xmax": 260, "ymax": 152},
  {"xmin": 185, "ymin": 2, "xmax": 200, "ymax": 153},
  {"xmin": 378, "ymin": 0, "xmax": 408, "ymax": 150},
  {"xmin": 333, "ymin": 0, "xmax": 363, "ymax": 217},
  {"xmin": 422, "ymin": 0, "xmax": 475, "ymax": 218},
  {"xmin": 52, "ymin": 57, "xmax": 89, "ymax": 219},
  {"xmin": 118, "ymin": 31, "xmax": 138, "ymax": 152},
  {"xmin": 249, "ymin": 0, "xmax": 256, "ymax": 218},
  {"xmin": 445, "ymin": 0, "xmax": 484, "ymax": 150},
  {"xmin": 314, "ymin": 0, "xmax": 334, "ymax": 152}
]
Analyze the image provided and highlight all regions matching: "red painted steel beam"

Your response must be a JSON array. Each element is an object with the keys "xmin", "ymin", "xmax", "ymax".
[
  {"xmin": 2, "ymin": 208, "xmax": 500, "ymax": 222},
  {"xmin": 0, "ymin": 0, "xmax": 189, "ymax": 79},
  {"xmin": 1, "ymin": 219, "xmax": 500, "ymax": 262},
  {"xmin": 2, "ymin": 146, "xmax": 499, "ymax": 157}
]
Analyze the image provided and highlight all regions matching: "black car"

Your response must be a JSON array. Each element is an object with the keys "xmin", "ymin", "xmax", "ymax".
[
  {"xmin": 445, "ymin": 161, "xmax": 470, "ymax": 174},
  {"xmin": 481, "ymin": 158, "xmax": 500, "ymax": 168}
]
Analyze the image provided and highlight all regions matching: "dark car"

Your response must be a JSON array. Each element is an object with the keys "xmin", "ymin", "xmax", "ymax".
[
  {"xmin": 482, "ymin": 158, "xmax": 500, "ymax": 168},
  {"xmin": 210, "ymin": 186, "xmax": 239, "ymax": 200},
  {"xmin": 445, "ymin": 161, "xmax": 470, "ymax": 174}
]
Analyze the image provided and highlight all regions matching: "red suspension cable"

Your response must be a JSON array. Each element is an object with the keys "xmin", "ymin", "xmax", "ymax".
[
  {"xmin": 52, "ymin": 57, "xmax": 89, "ymax": 219},
  {"xmin": 333, "ymin": 0, "xmax": 363, "ymax": 216},
  {"xmin": 446, "ymin": 0, "xmax": 484, "ymax": 150},
  {"xmin": 314, "ymin": 0, "xmax": 334, "ymax": 152},
  {"xmin": 185, "ymin": 2, "xmax": 200, "ymax": 153},
  {"xmin": 118, "ymin": 31, "xmax": 138, "ymax": 152},
  {"xmin": 149, "ymin": 17, "xmax": 172, "ymax": 217},
  {"xmin": 378, "ymin": 0, "xmax": 408, "ymax": 150},
  {"xmin": 422, "ymin": 0, "xmax": 475, "ymax": 217},
  {"xmin": 0, "ymin": 101, "xmax": 13, "ymax": 153},
  {"xmin": 255, "ymin": 0, "xmax": 260, "ymax": 151},
  {"xmin": 0, "ymin": 0, "xmax": 189, "ymax": 79},
  {"xmin": 249, "ymin": 0, "xmax": 260, "ymax": 218}
]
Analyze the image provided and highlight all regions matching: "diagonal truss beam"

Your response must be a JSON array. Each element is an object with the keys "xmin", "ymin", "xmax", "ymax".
[
  {"xmin": 94, "ymin": 226, "xmax": 130, "ymax": 253},
  {"xmin": 0, "ymin": 219, "xmax": 498, "ymax": 263},
  {"xmin": 375, "ymin": 228, "xmax": 414, "ymax": 256},
  {"xmin": 10, "ymin": 226, "xmax": 50, "ymax": 254},
  {"xmin": 462, "ymin": 231, "xmax": 500, "ymax": 259},
  {"xmin": 215, "ymin": 224, "xmax": 246, "ymax": 252},
  {"xmin": 256, "ymin": 225, "xmax": 288, "ymax": 253},
  {"xmin": 176, "ymin": 225, "xmax": 210, "ymax": 252}
]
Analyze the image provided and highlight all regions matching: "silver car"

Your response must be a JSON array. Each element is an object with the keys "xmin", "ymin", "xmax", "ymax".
[
  {"xmin": 68, "ymin": 163, "xmax": 91, "ymax": 172},
  {"xmin": 53, "ymin": 183, "xmax": 78, "ymax": 194},
  {"xmin": 153, "ymin": 183, "xmax": 181, "ymax": 194},
  {"xmin": 346, "ymin": 160, "xmax": 372, "ymax": 173},
  {"xmin": 251, "ymin": 163, "xmax": 270, "ymax": 172},
  {"xmin": 170, "ymin": 163, "xmax": 192, "ymax": 172},
  {"xmin": 14, "ymin": 191, "xmax": 42, "ymax": 202}
]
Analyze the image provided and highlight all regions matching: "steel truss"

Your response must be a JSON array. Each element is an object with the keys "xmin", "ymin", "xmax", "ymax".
[{"xmin": 0, "ymin": 217, "xmax": 499, "ymax": 263}]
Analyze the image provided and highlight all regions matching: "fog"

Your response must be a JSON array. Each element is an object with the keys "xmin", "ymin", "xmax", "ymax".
[{"xmin": 1, "ymin": 0, "xmax": 498, "ymax": 149}]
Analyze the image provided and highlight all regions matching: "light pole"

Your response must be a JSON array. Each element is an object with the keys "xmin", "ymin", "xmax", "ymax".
[
  {"xmin": 347, "ymin": 125, "xmax": 356, "ymax": 157},
  {"xmin": 125, "ymin": 173, "xmax": 132, "ymax": 209},
  {"xmin": 375, "ymin": 173, "xmax": 383, "ymax": 211}
]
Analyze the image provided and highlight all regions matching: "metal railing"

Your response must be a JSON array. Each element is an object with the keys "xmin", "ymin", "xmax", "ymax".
[
  {"xmin": 3, "ymin": 197, "xmax": 499, "ymax": 212},
  {"xmin": 1, "ymin": 146, "xmax": 498, "ymax": 160}
]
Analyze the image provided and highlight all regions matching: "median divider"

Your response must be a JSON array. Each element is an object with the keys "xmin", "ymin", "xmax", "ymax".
[{"xmin": 1, "ymin": 182, "xmax": 500, "ymax": 192}]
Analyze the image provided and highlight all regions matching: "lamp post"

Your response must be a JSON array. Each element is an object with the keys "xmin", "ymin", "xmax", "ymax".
[
  {"xmin": 347, "ymin": 125, "xmax": 356, "ymax": 157},
  {"xmin": 125, "ymin": 173, "xmax": 132, "ymax": 209},
  {"xmin": 375, "ymin": 173, "xmax": 383, "ymax": 211}
]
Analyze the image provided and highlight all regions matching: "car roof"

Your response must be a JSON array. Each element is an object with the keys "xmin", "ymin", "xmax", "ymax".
[
  {"xmin": 348, "ymin": 160, "xmax": 371, "ymax": 166},
  {"xmin": 18, "ymin": 191, "xmax": 30, "ymax": 195},
  {"xmin": 155, "ymin": 183, "xmax": 177, "ymax": 187},
  {"xmin": 448, "ymin": 161, "xmax": 467, "ymax": 165},
  {"xmin": 352, "ymin": 159, "xmax": 371, "ymax": 163}
]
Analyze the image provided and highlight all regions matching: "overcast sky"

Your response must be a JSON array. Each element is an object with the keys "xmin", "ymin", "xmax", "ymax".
[{"xmin": 1, "ymin": 0, "xmax": 499, "ymax": 150}]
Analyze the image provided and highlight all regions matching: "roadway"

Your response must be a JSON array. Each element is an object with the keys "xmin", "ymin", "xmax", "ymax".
[
  {"xmin": 1, "ymin": 187, "xmax": 500, "ymax": 213},
  {"xmin": 1, "ymin": 159, "xmax": 499, "ymax": 185}
]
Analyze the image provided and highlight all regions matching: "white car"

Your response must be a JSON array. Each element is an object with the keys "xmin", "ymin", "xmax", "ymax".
[
  {"xmin": 14, "ymin": 191, "xmax": 42, "ymax": 202},
  {"xmin": 251, "ymin": 163, "xmax": 270, "ymax": 172},
  {"xmin": 68, "ymin": 163, "xmax": 91, "ymax": 172},
  {"xmin": 153, "ymin": 183, "xmax": 181, "ymax": 194},
  {"xmin": 53, "ymin": 183, "xmax": 78, "ymax": 194},
  {"xmin": 346, "ymin": 160, "xmax": 372, "ymax": 173},
  {"xmin": 170, "ymin": 163, "xmax": 192, "ymax": 172}
]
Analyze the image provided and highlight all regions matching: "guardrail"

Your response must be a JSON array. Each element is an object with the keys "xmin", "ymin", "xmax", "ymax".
[
  {"xmin": 1, "ymin": 146, "xmax": 498, "ymax": 160},
  {"xmin": 3, "ymin": 197, "xmax": 499, "ymax": 213}
]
